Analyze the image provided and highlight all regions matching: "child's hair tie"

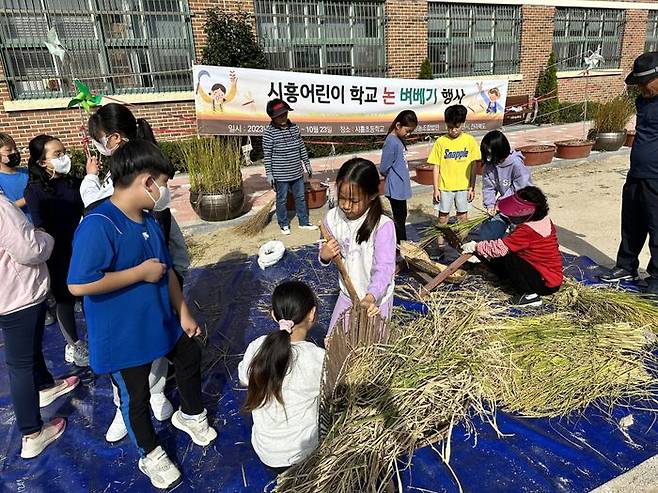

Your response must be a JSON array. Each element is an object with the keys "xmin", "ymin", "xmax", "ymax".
[{"xmin": 278, "ymin": 319, "xmax": 294, "ymax": 333}]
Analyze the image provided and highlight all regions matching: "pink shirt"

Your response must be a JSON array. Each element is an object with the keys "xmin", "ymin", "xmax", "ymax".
[{"xmin": 0, "ymin": 194, "xmax": 54, "ymax": 315}]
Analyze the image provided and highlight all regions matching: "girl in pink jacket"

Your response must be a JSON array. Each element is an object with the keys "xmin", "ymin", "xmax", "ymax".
[{"xmin": 0, "ymin": 191, "xmax": 79, "ymax": 459}]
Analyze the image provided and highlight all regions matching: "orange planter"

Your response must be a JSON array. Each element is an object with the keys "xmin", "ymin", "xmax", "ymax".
[
  {"xmin": 518, "ymin": 144, "xmax": 556, "ymax": 166},
  {"xmin": 554, "ymin": 140, "xmax": 594, "ymax": 160},
  {"xmin": 286, "ymin": 179, "xmax": 328, "ymax": 210},
  {"xmin": 414, "ymin": 165, "xmax": 434, "ymax": 185},
  {"xmin": 624, "ymin": 130, "xmax": 636, "ymax": 147}
]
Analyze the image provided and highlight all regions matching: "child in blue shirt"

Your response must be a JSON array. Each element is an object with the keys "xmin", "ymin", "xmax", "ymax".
[
  {"xmin": 379, "ymin": 110, "xmax": 418, "ymax": 243},
  {"xmin": 67, "ymin": 140, "xmax": 216, "ymax": 490},
  {"xmin": 0, "ymin": 133, "xmax": 30, "ymax": 221}
]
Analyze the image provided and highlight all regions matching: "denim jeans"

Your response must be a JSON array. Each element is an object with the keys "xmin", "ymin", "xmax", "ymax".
[
  {"xmin": 275, "ymin": 177, "xmax": 309, "ymax": 228},
  {"xmin": 478, "ymin": 213, "xmax": 509, "ymax": 241},
  {"xmin": 0, "ymin": 302, "xmax": 54, "ymax": 435}
]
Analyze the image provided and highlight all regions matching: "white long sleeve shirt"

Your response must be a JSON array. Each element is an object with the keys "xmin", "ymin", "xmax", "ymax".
[{"xmin": 238, "ymin": 335, "xmax": 325, "ymax": 467}]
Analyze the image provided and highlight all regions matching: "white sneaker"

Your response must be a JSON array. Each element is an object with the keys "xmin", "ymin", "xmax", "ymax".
[
  {"xmin": 21, "ymin": 417, "xmax": 66, "ymax": 459},
  {"xmin": 39, "ymin": 376, "xmax": 80, "ymax": 408},
  {"xmin": 69, "ymin": 341, "xmax": 89, "ymax": 367},
  {"xmin": 299, "ymin": 224, "xmax": 318, "ymax": 231},
  {"xmin": 138, "ymin": 446, "xmax": 182, "ymax": 490},
  {"xmin": 150, "ymin": 393, "xmax": 174, "ymax": 422},
  {"xmin": 280, "ymin": 226, "xmax": 291, "ymax": 235},
  {"xmin": 105, "ymin": 408, "xmax": 128, "ymax": 443},
  {"xmin": 171, "ymin": 409, "xmax": 217, "ymax": 447},
  {"xmin": 74, "ymin": 301, "xmax": 83, "ymax": 313}
]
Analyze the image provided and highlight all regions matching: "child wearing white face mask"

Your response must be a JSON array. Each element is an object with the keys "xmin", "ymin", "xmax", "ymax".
[
  {"xmin": 68, "ymin": 140, "xmax": 216, "ymax": 490},
  {"xmin": 24, "ymin": 135, "xmax": 88, "ymax": 367},
  {"xmin": 82, "ymin": 104, "xmax": 189, "ymax": 444}
]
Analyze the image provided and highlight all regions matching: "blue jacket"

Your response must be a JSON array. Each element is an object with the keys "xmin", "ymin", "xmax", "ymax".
[{"xmin": 380, "ymin": 134, "xmax": 412, "ymax": 200}]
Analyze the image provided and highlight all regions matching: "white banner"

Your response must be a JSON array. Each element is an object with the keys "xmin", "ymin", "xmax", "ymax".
[{"xmin": 194, "ymin": 65, "xmax": 508, "ymax": 136}]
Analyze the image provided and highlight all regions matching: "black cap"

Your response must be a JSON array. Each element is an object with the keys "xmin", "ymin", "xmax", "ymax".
[
  {"xmin": 266, "ymin": 98, "xmax": 293, "ymax": 118},
  {"xmin": 626, "ymin": 51, "xmax": 658, "ymax": 85}
]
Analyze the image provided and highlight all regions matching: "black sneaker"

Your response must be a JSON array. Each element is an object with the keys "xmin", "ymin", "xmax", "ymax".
[
  {"xmin": 510, "ymin": 293, "xmax": 542, "ymax": 307},
  {"xmin": 599, "ymin": 268, "xmax": 638, "ymax": 283},
  {"xmin": 646, "ymin": 278, "xmax": 658, "ymax": 296}
]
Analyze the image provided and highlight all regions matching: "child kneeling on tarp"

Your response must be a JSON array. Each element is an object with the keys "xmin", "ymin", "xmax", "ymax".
[{"xmin": 462, "ymin": 186, "xmax": 563, "ymax": 308}]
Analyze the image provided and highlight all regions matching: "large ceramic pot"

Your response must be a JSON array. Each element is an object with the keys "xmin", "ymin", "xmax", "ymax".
[
  {"xmin": 624, "ymin": 130, "xmax": 636, "ymax": 148},
  {"xmin": 554, "ymin": 139, "xmax": 594, "ymax": 160},
  {"xmin": 590, "ymin": 130, "xmax": 627, "ymax": 152},
  {"xmin": 414, "ymin": 164, "xmax": 434, "ymax": 185},
  {"xmin": 287, "ymin": 179, "xmax": 328, "ymax": 210},
  {"xmin": 517, "ymin": 144, "xmax": 556, "ymax": 166},
  {"xmin": 190, "ymin": 188, "xmax": 245, "ymax": 222}
]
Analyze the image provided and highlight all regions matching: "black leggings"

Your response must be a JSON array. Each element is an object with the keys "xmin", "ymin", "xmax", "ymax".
[
  {"xmin": 56, "ymin": 301, "xmax": 78, "ymax": 345},
  {"xmin": 489, "ymin": 253, "xmax": 560, "ymax": 296},
  {"xmin": 110, "ymin": 334, "xmax": 203, "ymax": 456},
  {"xmin": 387, "ymin": 197, "xmax": 407, "ymax": 243}
]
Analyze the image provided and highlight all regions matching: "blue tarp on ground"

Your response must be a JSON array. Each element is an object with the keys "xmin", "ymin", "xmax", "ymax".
[{"xmin": 0, "ymin": 239, "xmax": 655, "ymax": 492}]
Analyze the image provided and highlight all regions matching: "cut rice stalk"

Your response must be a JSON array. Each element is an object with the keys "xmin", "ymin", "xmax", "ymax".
[{"xmin": 232, "ymin": 198, "xmax": 275, "ymax": 237}]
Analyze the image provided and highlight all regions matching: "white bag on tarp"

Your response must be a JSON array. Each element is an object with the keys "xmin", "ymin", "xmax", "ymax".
[{"xmin": 257, "ymin": 240, "xmax": 285, "ymax": 270}]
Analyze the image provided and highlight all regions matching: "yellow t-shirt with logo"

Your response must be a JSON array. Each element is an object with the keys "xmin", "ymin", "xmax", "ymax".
[{"xmin": 427, "ymin": 133, "xmax": 481, "ymax": 191}]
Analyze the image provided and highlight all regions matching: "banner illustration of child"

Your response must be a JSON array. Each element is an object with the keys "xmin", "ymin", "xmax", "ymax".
[
  {"xmin": 477, "ymin": 82, "xmax": 503, "ymax": 114},
  {"xmin": 196, "ymin": 69, "xmax": 238, "ymax": 112}
]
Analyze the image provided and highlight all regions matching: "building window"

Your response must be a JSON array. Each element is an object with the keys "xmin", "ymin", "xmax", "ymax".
[
  {"xmin": 553, "ymin": 8, "xmax": 624, "ymax": 71},
  {"xmin": 0, "ymin": 0, "xmax": 194, "ymax": 100},
  {"xmin": 253, "ymin": 0, "xmax": 386, "ymax": 77},
  {"xmin": 646, "ymin": 11, "xmax": 658, "ymax": 52},
  {"xmin": 427, "ymin": 3, "xmax": 521, "ymax": 78}
]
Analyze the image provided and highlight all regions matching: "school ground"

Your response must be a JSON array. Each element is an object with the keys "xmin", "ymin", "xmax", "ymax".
[{"xmin": 172, "ymin": 121, "xmax": 651, "ymax": 278}]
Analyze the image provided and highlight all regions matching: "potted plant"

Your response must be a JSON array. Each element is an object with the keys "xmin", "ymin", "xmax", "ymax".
[
  {"xmin": 517, "ymin": 144, "xmax": 556, "ymax": 166},
  {"xmin": 554, "ymin": 139, "xmax": 594, "ymax": 159},
  {"xmin": 414, "ymin": 164, "xmax": 434, "ymax": 185},
  {"xmin": 286, "ymin": 179, "xmax": 329, "ymax": 210},
  {"xmin": 588, "ymin": 93, "xmax": 635, "ymax": 151},
  {"xmin": 182, "ymin": 136, "xmax": 245, "ymax": 221}
]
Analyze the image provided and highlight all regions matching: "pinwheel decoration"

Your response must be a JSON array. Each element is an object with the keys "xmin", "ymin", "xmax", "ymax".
[{"xmin": 67, "ymin": 79, "xmax": 103, "ymax": 113}]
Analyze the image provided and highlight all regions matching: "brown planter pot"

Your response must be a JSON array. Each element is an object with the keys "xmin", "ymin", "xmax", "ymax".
[
  {"xmin": 518, "ymin": 144, "xmax": 556, "ymax": 166},
  {"xmin": 414, "ymin": 164, "xmax": 434, "ymax": 185},
  {"xmin": 190, "ymin": 188, "xmax": 245, "ymax": 222},
  {"xmin": 624, "ymin": 130, "xmax": 636, "ymax": 147},
  {"xmin": 379, "ymin": 175, "xmax": 386, "ymax": 195},
  {"xmin": 287, "ymin": 179, "xmax": 328, "ymax": 210},
  {"xmin": 474, "ymin": 160, "xmax": 484, "ymax": 176},
  {"xmin": 554, "ymin": 140, "xmax": 594, "ymax": 160}
]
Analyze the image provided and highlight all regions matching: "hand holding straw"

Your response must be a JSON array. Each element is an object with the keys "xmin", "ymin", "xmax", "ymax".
[{"xmin": 319, "ymin": 223, "xmax": 360, "ymax": 303}]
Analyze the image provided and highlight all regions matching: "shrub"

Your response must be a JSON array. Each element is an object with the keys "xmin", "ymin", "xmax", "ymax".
[
  {"xmin": 418, "ymin": 59, "xmax": 434, "ymax": 80},
  {"xmin": 534, "ymin": 52, "xmax": 559, "ymax": 124},
  {"xmin": 554, "ymin": 101, "xmax": 600, "ymax": 124},
  {"xmin": 201, "ymin": 10, "xmax": 268, "ymax": 69},
  {"xmin": 158, "ymin": 140, "xmax": 187, "ymax": 173}
]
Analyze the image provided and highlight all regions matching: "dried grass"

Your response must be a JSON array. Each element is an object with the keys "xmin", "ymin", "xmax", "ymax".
[
  {"xmin": 232, "ymin": 198, "xmax": 275, "ymax": 237},
  {"xmin": 421, "ymin": 215, "xmax": 489, "ymax": 248}
]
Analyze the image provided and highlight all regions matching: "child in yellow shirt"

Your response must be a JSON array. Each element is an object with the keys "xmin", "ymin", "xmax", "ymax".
[{"xmin": 427, "ymin": 105, "xmax": 481, "ymax": 245}]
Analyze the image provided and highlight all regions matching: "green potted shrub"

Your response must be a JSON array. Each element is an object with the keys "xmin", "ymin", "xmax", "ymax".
[
  {"xmin": 588, "ymin": 93, "xmax": 635, "ymax": 151},
  {"xmin": 181, "ymin": 136, "xmax": 245, "ymax": 221}
]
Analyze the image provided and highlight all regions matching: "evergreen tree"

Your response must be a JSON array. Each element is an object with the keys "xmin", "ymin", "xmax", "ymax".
[
  {"xmin": 534, "ymin": 52, "xmax": 559, "ymax": 124},
  {"xmin": 201, "ymin": 10, "xmax": 268, "ymax": 69},
  {"xmin": 418, "ymin": 58, "xmax": 434, "ymax": 80}
]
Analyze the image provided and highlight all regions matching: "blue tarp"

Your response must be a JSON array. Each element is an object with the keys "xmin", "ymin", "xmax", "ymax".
[{"xmin": 0, "ymin": 240, "xmax": 655, "ymax": 492}]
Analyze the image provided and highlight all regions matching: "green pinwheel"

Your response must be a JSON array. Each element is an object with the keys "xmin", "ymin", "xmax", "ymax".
[{"xmin": 67, "ymin": 79, "xmax": 103, "ymax": 112}]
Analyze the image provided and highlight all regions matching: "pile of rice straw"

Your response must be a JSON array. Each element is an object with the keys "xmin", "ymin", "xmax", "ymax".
[
  {"xmin": 274, "ymin": 280, "xmax": 658, "ymax": 492},
  {"xmin": 420, "ymin": 215, "xmax": 489, "ymax": 248}
]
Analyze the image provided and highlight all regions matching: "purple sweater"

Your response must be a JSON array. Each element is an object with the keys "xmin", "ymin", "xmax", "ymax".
[{"xmin": 482, "ymin": 151, "xmax": 533, "ymax": 209}]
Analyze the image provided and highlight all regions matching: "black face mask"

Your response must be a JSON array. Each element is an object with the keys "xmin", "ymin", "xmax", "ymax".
[{"xmin": 4, "ymin": 152, "xmax": 20, "ymax": 168}]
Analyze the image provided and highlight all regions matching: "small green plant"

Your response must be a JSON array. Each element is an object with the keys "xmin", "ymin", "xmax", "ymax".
[
  {"xmin": 181, "ymin": 137, "xmax": 243, "ymax": 194},
  {"xmin": 418, "ymin": 58, "xmax": 434, "ymax": 80},
  {"xmin": 158, "ymin": 140, "xmax": 187, "ymax": 173},
  {"xmin": 592, "ymin": 93, "xmax": 635, "ymax": 133},
  {"xmin": 534, "ymin": 52, "xmax": 559, "ymax": 124},
  {"xmin": 201, "ymin": 10, "xmax": 268, "ymax": 69}
]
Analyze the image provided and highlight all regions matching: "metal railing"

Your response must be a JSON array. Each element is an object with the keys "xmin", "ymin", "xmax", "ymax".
[
  {"xmin": 552, "ymin": 7, "xmax": 624, "ymax": 71},
  {"xmin": 427, "ymin": 3, "xmax": 521, "ymax": 78},
  {"xmin": 253, "ymin": 0, "xmax": 386, "ymax": 78},
  {"xmin": 646, "ymin": 10, "xmax": 658, "ymax": 52},
  {"xmin": 0, "ymin": 0, "xmax": 194, "ymax": 100}
]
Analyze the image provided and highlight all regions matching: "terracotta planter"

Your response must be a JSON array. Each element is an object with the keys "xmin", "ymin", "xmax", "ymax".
[
  {"xmin": 554, "ymin": 140, "xmax": 594, "ymax": 160},
  {"xmin": 414, "ymin": 164, "xmax": 434, "ymax": 185},
  {"xmin": 624, "ymin": 130, "xmax": 636, "ymax": 147},
  {"xmin": 286, "ymin": 179, "xmax": 328, "ymax": 210},
  {"xmin": 518, "ymin": 144, "xmax": 556, "ymax": 166},
  {"xmin": 190, "ymin": 188, "xmax": 245, "ymax": 222},
  {"xmin": 379, "ymin": 175, "xmax": 386, "ymax": 195}
]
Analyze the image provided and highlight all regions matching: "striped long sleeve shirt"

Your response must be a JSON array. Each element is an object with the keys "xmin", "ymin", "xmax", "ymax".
[{"xmin": 262, "ymin": 122, "xmax": 310, "ymax": 182}]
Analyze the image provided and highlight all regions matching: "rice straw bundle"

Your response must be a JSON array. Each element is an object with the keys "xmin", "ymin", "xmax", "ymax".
[
  {"xmin": 232, "ymin": 198, "xmax": 275, "ymax": 237},
  {"xmin": 398, "ymin": 241, "xmax": 467, "ymax": 283},
  {"xmin": 421, "ymin": 215, "xmax": 489, "ymax": 248},
  {"xmin": 482, "ymin": 313, "xmax": 657, "ymax": 417}
]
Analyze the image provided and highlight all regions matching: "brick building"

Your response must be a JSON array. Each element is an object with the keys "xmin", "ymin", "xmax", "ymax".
[{"xmin": 1, "ymin": 0, "xmax": 658, "ymax": 147}]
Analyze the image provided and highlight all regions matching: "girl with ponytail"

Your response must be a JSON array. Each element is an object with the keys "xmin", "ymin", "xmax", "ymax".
[
  {"xmin": 320, "ymin": 158, "xmax": 397, "ymax": 335},
  {"xmin": 238, "ymin": 281, "xmax": 324, "ymax": 471}
]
